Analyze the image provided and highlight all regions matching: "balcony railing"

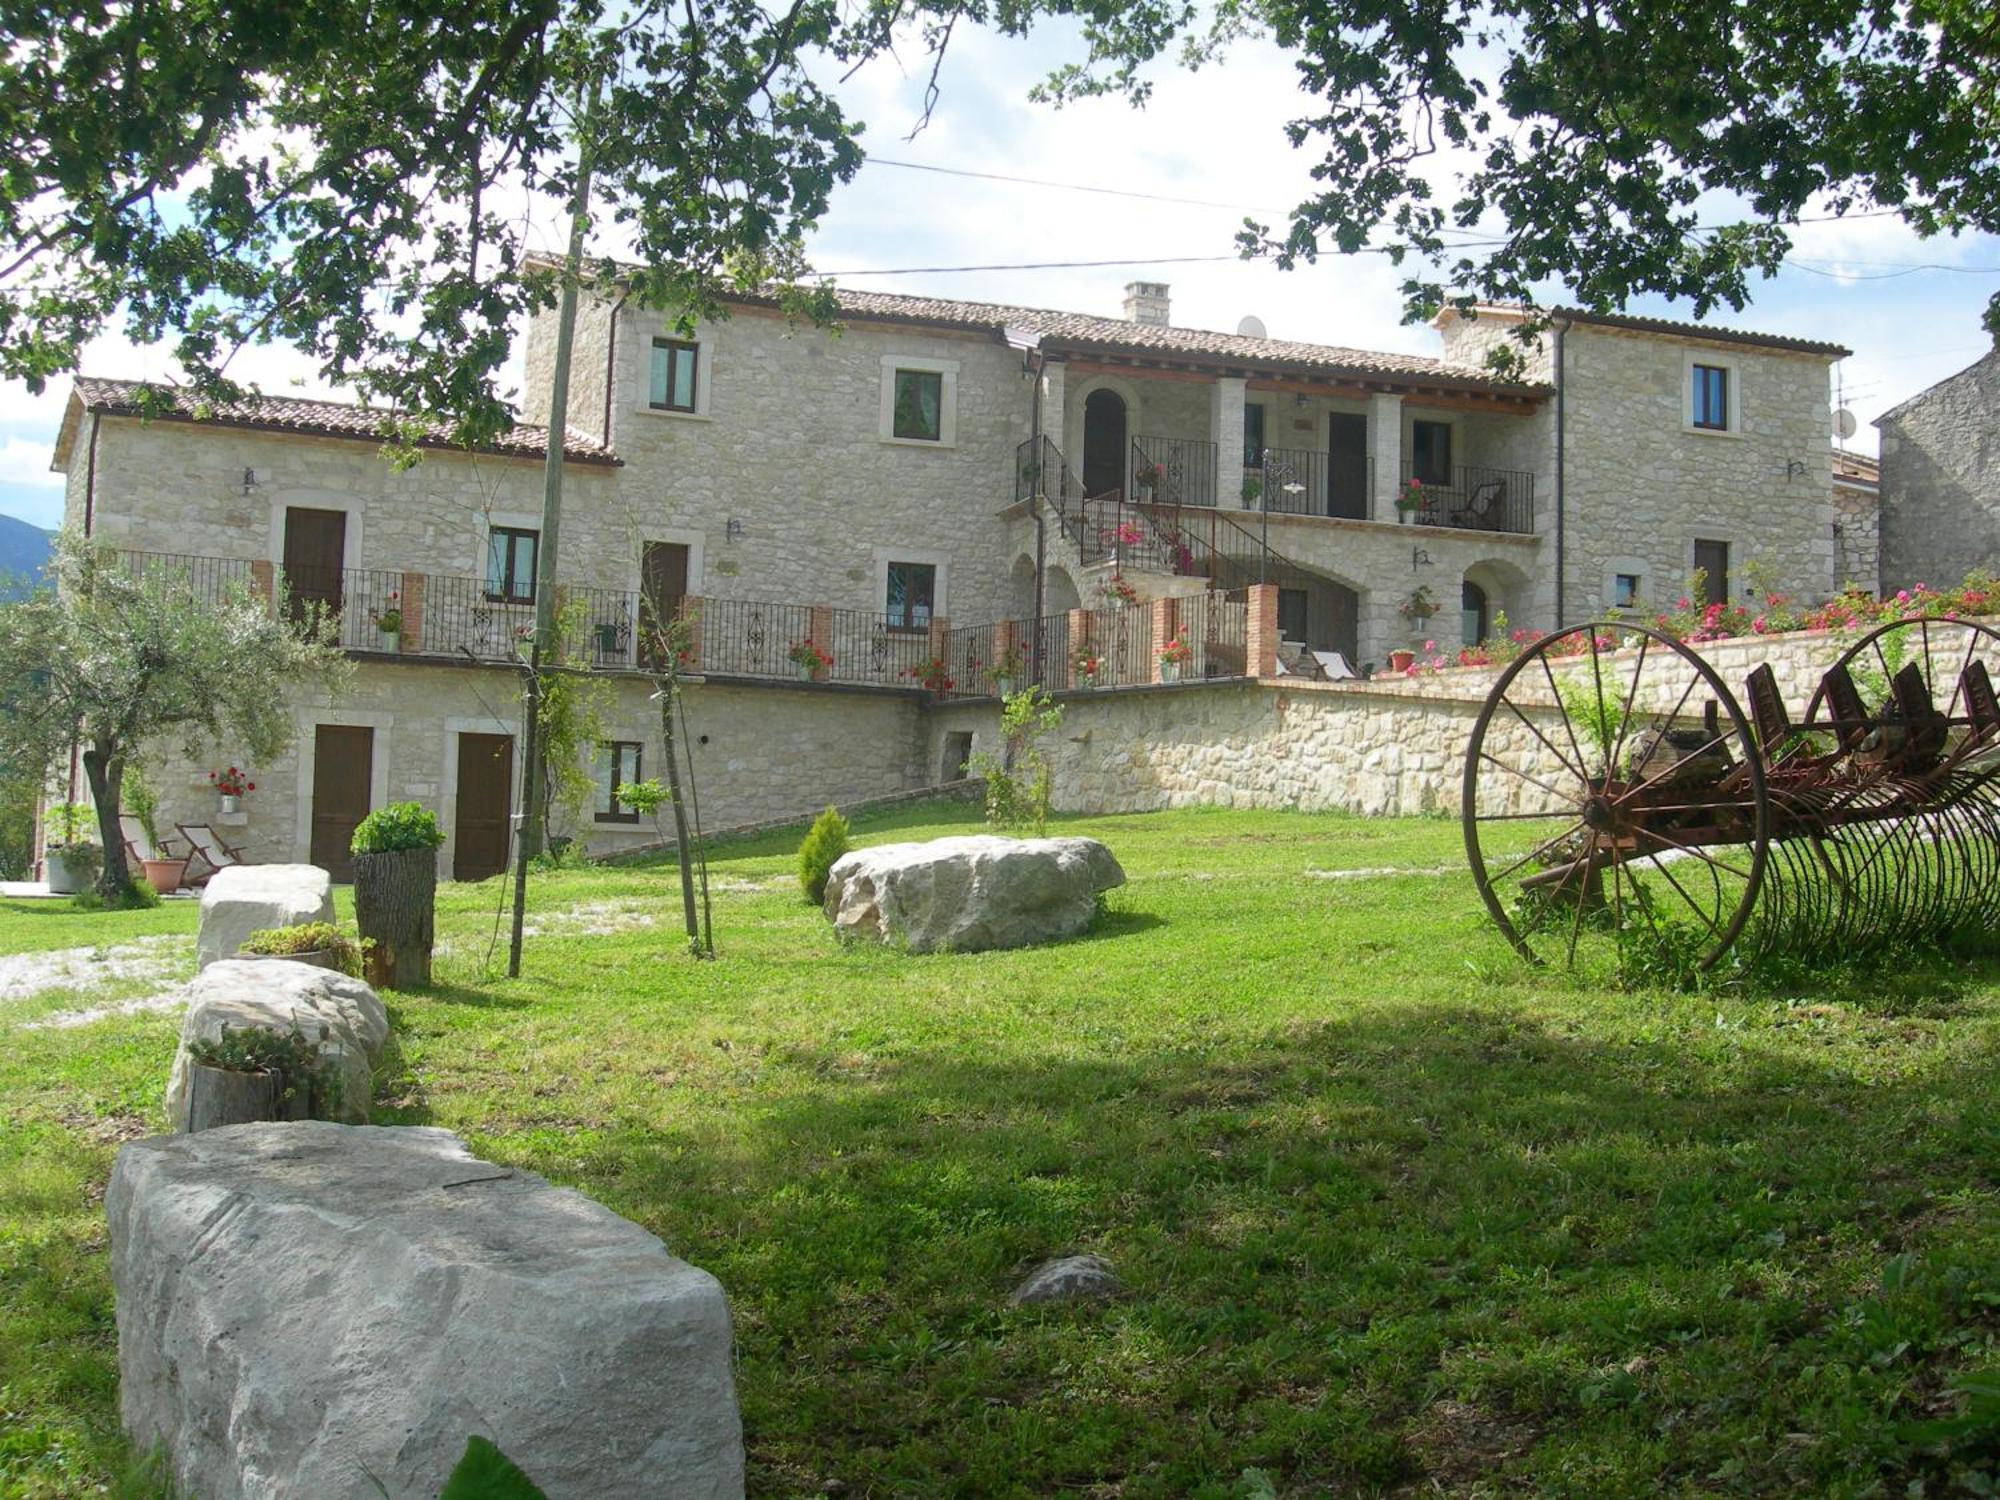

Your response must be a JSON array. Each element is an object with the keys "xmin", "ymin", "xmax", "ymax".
[
  {"xmin": 1395, "ymin": 462, "xmax": 1536, "ymax": 534},
  {"xmin": 1131, "ymin": 434, "xmax": 1216, "ymax": 509},
  {"xmin": 1251, "ymin": 447, "xmax": 1371, "ymax": 519}
]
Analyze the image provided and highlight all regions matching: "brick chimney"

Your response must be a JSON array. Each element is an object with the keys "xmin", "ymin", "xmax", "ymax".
[{"xmin": 1122, "ymin": 281, "xmax": 1171, "ymax": 327}]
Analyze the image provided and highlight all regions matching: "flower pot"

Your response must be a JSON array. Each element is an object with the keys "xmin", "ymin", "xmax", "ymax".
[
  {"xmin": 1396, "ymin": 509, "xmax": 1414, "ymax": 525},
  {"xmin": 1388, "ymin": 649, "xmax": 1415, "ymax": 672},
  {"xmin": 220, "ymin": 794, "xmax": 240, "ymax": 814},
  {"xmin": 795, "ymin": 663, "xmax": 815, "ymax": 682},
  {"xmin": 1159, "ymin": 662, "xmax": 1182, "ymax": 684},
  {"xmin": 992, "ymin": 676, "xmax": 1017, "ymax": 698},
  {"xmin": 141, "ymin": 857, "xmax": 188, "ymax": 895},
  {"xmin": 376, "ymin": 627, "xmax": 400, "ymax": 651},
  {"xmin": 44, "ymin": 848, "xmax": 89, "ymax": 894}
]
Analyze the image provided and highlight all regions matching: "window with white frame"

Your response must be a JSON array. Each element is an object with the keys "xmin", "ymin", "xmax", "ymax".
[
  {"xmin": 886, "ymin": 561, "xmax": 937, "ymax": 632},
  {"xmin": 649, "ymin": 339, "xmax": 699, "ymax": 413},
  {"xmin": 595, "ymin": 740, "xmax": 643, "ymax": 824},
  {"xmin": 485, "ymin": 527, "xmax": 538, "ymax": 604},
  {"xmin": 879, "ymin": 358, "xmax": 958, "ymax": 445}
]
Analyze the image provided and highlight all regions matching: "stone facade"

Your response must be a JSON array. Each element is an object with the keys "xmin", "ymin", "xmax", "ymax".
[
  {"xmin": 1877, "ymin": 347, "xmax": 2000, "ymax": 591},
  {"xmin": 1833, "ymin": 454, "xmax": 1881, "ymax": 595}
]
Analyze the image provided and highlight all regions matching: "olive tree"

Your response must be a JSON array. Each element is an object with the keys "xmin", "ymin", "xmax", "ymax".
[{"xmin": 0, "ymin": 534, "xmax": 349, "ymax": 897}]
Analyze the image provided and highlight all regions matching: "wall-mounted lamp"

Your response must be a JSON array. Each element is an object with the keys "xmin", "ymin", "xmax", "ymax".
[
  {"xmin": 724, "ymin": 518, "xmax": 745, "ymax": 542},
  {"xmin": 1412, "ymin": 546, "xmax": 1433, "ymax": 571},
  {"xmin": 1784, "ymin": 459, "xmax": 1807, "ymax": 481},
  {"xmin": 1294, "ymin": 392, "xmax": 1309, "ymax": 408},
  {"xmin": 241, "ymin": 468, "xmax": 258, "ymax": 496}
]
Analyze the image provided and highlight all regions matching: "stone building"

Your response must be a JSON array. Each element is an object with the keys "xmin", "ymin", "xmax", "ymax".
[
  {"xmin": 1832, "ymin": 450, "xmax": 1881, "ymax": 595},
  {"xmin": 1877, "ymin": 346, "xmax": 2000, "ymax": 591},
  {"xmin": 45, "ymin": 283, "xmax": 1850, "ymax": 879}
]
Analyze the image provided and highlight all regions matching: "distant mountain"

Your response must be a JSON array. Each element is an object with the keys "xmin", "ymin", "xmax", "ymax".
[{"xmin": 0, "ymin": 515, "xmax": 52, "ymax": 599}]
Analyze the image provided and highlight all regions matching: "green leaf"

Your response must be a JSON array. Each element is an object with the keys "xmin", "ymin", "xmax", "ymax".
[{"xmin": 438, "ymin": 1436, "xmax": 549, "ymax": 1500}]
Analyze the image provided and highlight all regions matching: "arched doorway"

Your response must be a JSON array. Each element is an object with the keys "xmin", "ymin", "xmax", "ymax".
[
  {"xmin": 1461, "ymin": 579, "xmax": 1489, "ymax": 646},
  {"xmin": 1082, "ymin": 389, "xmax": 1127, "ymax": 498}
]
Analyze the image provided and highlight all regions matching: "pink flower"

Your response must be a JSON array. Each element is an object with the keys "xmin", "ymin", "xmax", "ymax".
[{"xmin": 1423, "ymin": 639, "xmax": 1436, "ymax": 652}]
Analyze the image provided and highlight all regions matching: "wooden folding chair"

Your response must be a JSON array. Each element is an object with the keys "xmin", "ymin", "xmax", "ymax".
[{"xmin": 177, "ymin": 823, "xmax": 248, "ymax": 885}]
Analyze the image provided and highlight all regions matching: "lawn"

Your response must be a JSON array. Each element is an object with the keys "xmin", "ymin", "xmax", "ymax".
[{"xmin": 4, "ymin": 801, "xmax": 2000, "ymax": 1497}]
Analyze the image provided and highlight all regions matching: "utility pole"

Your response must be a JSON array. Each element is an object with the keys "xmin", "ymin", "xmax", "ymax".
[{"xmin": 509, "ymin": 86, "xmax": 598, "ymax": 979}]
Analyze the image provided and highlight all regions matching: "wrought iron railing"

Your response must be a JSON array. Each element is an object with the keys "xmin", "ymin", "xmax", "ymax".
[
  {"xmin": 1131, "ymin": 434, "xmax": 1216, "ymax": 509},
  {"xmin": 422, "ymin": 573, "xmax": 535, "ymax": 660},
  {"xmin": 828, "ymin": 608, "xmax": 935, "ymax": 687},
  {"xmin": 112, "ymin": 550, "xmax": 256, "ymax": 602},
  {"xmin": 1395, "ymin": 461, "xmax": 1536, "ymax": 534},
  {"xmin": 687, "ymin": 597, "xmax": 815, "ymax": 679},
  {"xmin": 1251, "ymin": 447, "xmax": 1372, "ymax": 520}
]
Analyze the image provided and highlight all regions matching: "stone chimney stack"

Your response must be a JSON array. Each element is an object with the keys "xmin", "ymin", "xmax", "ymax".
[{"xmin": 1122, "ymin": 281, "xmax": 1171, "ymax": 327}]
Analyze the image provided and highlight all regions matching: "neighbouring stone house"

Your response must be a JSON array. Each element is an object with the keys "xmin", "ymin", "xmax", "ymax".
[
  {"xmin": 45, "ymin": 281, "xmax": 1851, "ymax": 879},
  {"xmin": 1877, "ymin": 344, "xmax": 2000, "ymax": 591},
  {"xmin": 1832, "ymin": 449, "xmax": 1881, "ymax": 595}
]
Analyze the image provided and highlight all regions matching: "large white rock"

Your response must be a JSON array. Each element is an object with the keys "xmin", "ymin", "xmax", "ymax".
[
  {"xmin": 109, "ymin": 1123, "xmax": 744, "ymax": 1500},
  {"xmin": 196, "ymin": 864, "xmax": 334, "ymax": 970},
  {"xmin": 823, "ymin": 834, "xmax": 1125, "ymax": 953},
  {"xmin": 165, "ymin": 959, "xmax": 389, "ymax": 1129}
]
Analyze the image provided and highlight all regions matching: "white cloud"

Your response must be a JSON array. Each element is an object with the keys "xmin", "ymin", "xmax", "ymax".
[{"xmin": 0, "ymin": 435, "xmax": 62, "ymax": 490}]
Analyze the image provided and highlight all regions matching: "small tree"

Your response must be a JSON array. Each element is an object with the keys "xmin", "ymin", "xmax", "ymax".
[
  {"xmin": 797, "ymin": 805, "xmax": 851, "ymax": 905},
  {"xmin": 969, "ymin": 688, "xmax": 1064, "ymax": 836},
  {"xmin": 0, "ymin": 533, "xmax": 348, "ymax": 897}
]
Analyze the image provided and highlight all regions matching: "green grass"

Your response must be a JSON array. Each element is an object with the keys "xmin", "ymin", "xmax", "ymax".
[{"xmin": 5, "ymin": 802, "xmax": 2000, "ymax": 1496}]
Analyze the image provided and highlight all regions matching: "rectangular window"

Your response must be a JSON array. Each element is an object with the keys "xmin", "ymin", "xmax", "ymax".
[
  {"xmin": 1693, "ymin": 539, "xmax": 1730, "ymax": 607},
  {"xmin": 886, "ymin": 561, "xmax": 937, "ymax": 632},
  {"xmin": 485, "ymin": 527, "xmax": 538, "ymax": 604},
  {"xmin": 1412, "ymin": 420, "xmax": 1453, "ymax": 485},
  {"xmin": 649, "ymin": 339, "xmax": 698, "ymax": 413},
  {"xmin": 892, "ymin": 369, "xmax": 944, "ymax": 441},
  {"xmin": 1613, "ymin": 573, "xmax": 1642, "ymax": 609},
  {"xmin": 1243, "ymin": 403, "xmax": 1266, "ymax": 468},
  {"xmin": 1691, "ymin": 364, "xmax": 1729, "ymax": 430},
  {"xmin": 1277, "ymin": 587, "xmax": 1309, "ymax": 643},
  {"xmin": 595, "ymin": 741, "xmax": 643, "ymax": 824}
]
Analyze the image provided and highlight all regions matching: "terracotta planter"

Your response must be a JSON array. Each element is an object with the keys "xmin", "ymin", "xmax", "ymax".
[
  {"xmin": 141, "ymin": 857, "xmax": 188, "ymax": 894},
  {"xmin": 1388, "ymin": 649, "xmax": 1416, "ymax": 673}
]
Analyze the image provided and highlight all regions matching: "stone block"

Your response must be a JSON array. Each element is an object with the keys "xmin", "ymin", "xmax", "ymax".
[
  {"xmin": 824, "ymin": 834, "xmax": 1124, "ymax": 953},
  {"xmin": 166, "ymin": 959, "xmax": 390, "ymax": 1129},
  {"xmin": 108, "ymin": 1122, "xmax": 744, "ymax": 1500},
  {"xmin": 196, "ymin": 864, "xmax": 335, "ymax": 970}
]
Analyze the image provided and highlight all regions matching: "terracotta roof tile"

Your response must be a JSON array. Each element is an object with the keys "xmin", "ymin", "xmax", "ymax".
[
  {"xmin": 70, "ymin": 377, "xmax": 619, "ymax": 465},
  {"xmin": 1551, "ymin": 306, "xmax": 1850, "ymax": 358},
  {"xmin": 1833, "ymin": 450, "xmax": 1880, "ymax": 483}
]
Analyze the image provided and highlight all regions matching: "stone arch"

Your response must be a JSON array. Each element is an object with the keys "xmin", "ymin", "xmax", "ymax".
[
  {"xmin": 1463, "ymin": 558, "xmax": 1532, "ymax": 645},
  {"xmin": 1044, "ymin": 564, "xmax": 1083, "ymax": 615}
]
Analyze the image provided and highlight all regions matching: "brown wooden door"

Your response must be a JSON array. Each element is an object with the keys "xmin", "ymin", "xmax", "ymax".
[
  {"xmin": 638, "ymin": 541, "xmax": 690, "ymax": 668},
  {"xmin": 1327, "ymin": 414, "xmax": 1368, "ymax": 519},
  {"xmin": 1694, "ymin": 538, "xmax": 1730, "ymax": 607},
  {"xmin": 453, "ymin": 733, "xmax": 514, "ymax": 882},
  {"xmin": 309, "ymin": 725, "xmax": 373, "ymax": 881},
  {"xmin": 283, "ymin": 507, "xmax": 347, "ymax": 632}
]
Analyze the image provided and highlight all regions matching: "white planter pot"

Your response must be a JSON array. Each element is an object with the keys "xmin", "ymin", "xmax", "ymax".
[
  {"xmin": 795, "ymin": 664, "xmax": 814, "ymax": 682},
  {"xmin": 45, "ymin": 848, "xmax": 90, "ymax": 894},
  {"xmin": 377, "ymin": 628, "xmax": 400, "ymax": 651},
  {"xmin": 220, "ymin": 795, "xmax": 240, "ymax": 814},
  {"xmin": 1159, "ymin": 662, "xmax": 1182, "ymax": 684},
  {"xmin": 992, "ymin": 677, "xmax": 1017, "ymax": 698}
]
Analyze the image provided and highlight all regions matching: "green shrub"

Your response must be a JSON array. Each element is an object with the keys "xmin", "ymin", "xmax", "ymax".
[
  {"xmin": 70, "ymin": 876, "xmax": 155, "ymax": 911},
  {"xmin": 43, "ymin": 802, "xmax": 94, "ymax": 848},
  {"xmin": 797, "ymin": 805, "xmax": 852, "ymax": 904},
  {"xmin": 185, "ymin": 1023, "xmax": 342, "ymax": 1115},
  {"xmin": 350, "ymin": 801, "xmax": 444, "ymax": 855},
  {"xmin": 969, "ymin": 687, "xmax": 1063, "ymax": 835},
  {"xmin": 122, "ymin": 763, "xmax": 161, "ymax": 847},
  {"xmin": 239, "ymin": 921, "xmax": 364, "ymax": 977}
]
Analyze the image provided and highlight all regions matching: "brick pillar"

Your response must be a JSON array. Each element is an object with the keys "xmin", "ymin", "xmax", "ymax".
[
  {"xmin": 250, "ymin": 559, "xmax": 276, "ymax": 617},
  {"xmin": 808, "ymin": 604, "xmax": 834, "ymax": 682},
  {"xmin": 678, "ymin": 595, "xmax": 706, "ymax": 671},
  {"xmin": 399, "ymin": 572, "xmax": 425, "ymax": 654},
  {"xmin": 926, "ymin": 616, "xmax": 951, "ymax": 695},
  {"xmin": 1150, "ymin": 597, "xmax": 1179, "ymax": 684},
  {"xmin": 1245, "ymin": 583, "xmax": 1280, "ymax": 678},
  {"xmin": 1066, "ymin": 607, "xmax": 1093, "ymax": 688}
]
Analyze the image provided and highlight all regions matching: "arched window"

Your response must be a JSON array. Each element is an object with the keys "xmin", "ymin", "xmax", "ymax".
[{"xmin": 1461, "ymin": 579, "xmax": 1489, "ymax": 647}]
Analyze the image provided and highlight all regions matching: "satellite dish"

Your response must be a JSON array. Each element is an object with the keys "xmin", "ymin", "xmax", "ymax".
[
  {"xmin": 1237, "ymin": 315, "xmax": 1268, "ymax": 339},
  {"xmin": 1834, "ymin": 408, "xmax": 1858, "ymax": 440}
]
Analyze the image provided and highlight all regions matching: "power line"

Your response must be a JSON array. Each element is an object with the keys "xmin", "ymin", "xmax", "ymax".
[{"xmin": 866, "ymin": 157, "xmax": 1270, "ymax": 214}]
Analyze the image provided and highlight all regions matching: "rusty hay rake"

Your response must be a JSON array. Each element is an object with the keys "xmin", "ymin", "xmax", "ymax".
[{"xmin": 1461, "ymin": 616, "xmax": 2000, "ymax": 971}]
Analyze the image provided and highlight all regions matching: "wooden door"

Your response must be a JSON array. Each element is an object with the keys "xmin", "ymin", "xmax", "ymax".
[
  {"xmin": 283, "ymin": 507, "xmax": 347, "ymax": 632},
  {"xmin": 1327, "ymin": 414, "xmax": 1368, "ymax": 519},
  {"xmin": 1694, "ymin": 538, "xmax": 1730, "ymax": 607},
  {"xmin": 309, "ymin": 725, "xmax": 373, "ymax": 881},
  {"xmin": 638, "ymin": 541, "xmax": 691, "ymax": 668},
  {"xmin": 453, "ymin": 733, "xmax": 514, "ymax": 882},
  {"xmin": 1082, "ymin": 389, "xmax": 1127, "ymax": 498}
]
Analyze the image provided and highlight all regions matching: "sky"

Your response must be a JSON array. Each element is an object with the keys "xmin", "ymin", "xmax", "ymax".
[{"xmin": 2, "ymin": 22, "xmax": 1995, "ymax": 531}]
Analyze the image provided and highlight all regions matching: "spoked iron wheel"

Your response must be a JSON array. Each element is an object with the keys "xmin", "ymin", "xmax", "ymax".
[{"xmin": 1462, "ymin": 622, "xmax": 1771, "ymax": 972}]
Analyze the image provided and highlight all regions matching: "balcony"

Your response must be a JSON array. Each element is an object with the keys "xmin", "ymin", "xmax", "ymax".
[{"xmin": 1394, "ymin": 462, "xmax": 1536, "ymax": 534}]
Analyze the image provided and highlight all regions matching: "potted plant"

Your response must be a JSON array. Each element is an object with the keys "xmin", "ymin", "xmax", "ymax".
[
  {"xmin": 1158, "ymin": 632, "xmax": 1193, "ymax": 684},
  {"xmin": 905, "ymin": 657, "xmax": 955, "ymax": 695},
  {"xmin": 1134, "ymin": 461, "xmax": 1164, "ymax": 495},
  {"xmin": 349, "ymin": 802, "xmax": 445, "ymax": 989},
  {"xmin": 786, "ymin": 637, "xmax": 834, "ymax": 682},
  {"xmin": 1071, "ymin": 644, "xmax": 1105, "ymax": 688},
  {"xmin": 1396, "ymin": 478, "xmax": 1426, "ymax": 524},
  {"xmin": 209, "ymin": 765, "xmax": 255, "ymax": 814},
  {"xmin": 122, "ymin": 766, "xmax": 187, "ymax": 893},
  {"xmin": 1104, "ymin": 574, "xmax": 1140, "ymax": 611},
  {"xmin": 373, "ymin": 591, "xmax": 402, "ymax": 648},
  {"xmin": 987, "ymin": 641, "xmax": 1026, "ymax": 697},
  {"xmin": 594, "ymin": 619, "xmax": 625, "ymax": 659},
  {"xmin": 1241, "ymin": 474, "xmax": 1263, "ymax": 510},
  {"xmin": 42, "ymin": 803, "xmax": 101, "ymax": 894},
  {"xmin": 1399, "ymin": 585, "xmax": 1439, "ymax": 627},
  {"xmin": 237, "ymin": 921, "xmax": 365, "ymax": 976},
  {"xmin": 183, "ymin": 1022, "xmax": 342, "ymax": 1131},
  {"xmin": 1388, "ymin": 648, "xmax": 1417, "ymax": 673}
]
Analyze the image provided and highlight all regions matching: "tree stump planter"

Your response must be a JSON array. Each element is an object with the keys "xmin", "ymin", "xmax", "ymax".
[
  {"xmin": 184, "ymin": 1063, "xmax": 279, "ymax": 1132},
  {"xmin": 353, "ymin": 845, "xmax": 436, "ymax": 990}
]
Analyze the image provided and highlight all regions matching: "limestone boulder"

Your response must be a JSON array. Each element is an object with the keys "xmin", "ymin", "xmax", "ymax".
[
  {"xmin": 196, "ymin": 864, "xmax": 335, "ymax": 970},
  {"xmin": 109, "ymin": 1123, "xmax": 744, "ymax": 1500},
  {"xmin": 165, "ymin": 959, "xmax": 389, "ymax": 1129},
  {"xmin": 823, "ymin": 834, "xmax": 1124, "ymax": 953}
]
